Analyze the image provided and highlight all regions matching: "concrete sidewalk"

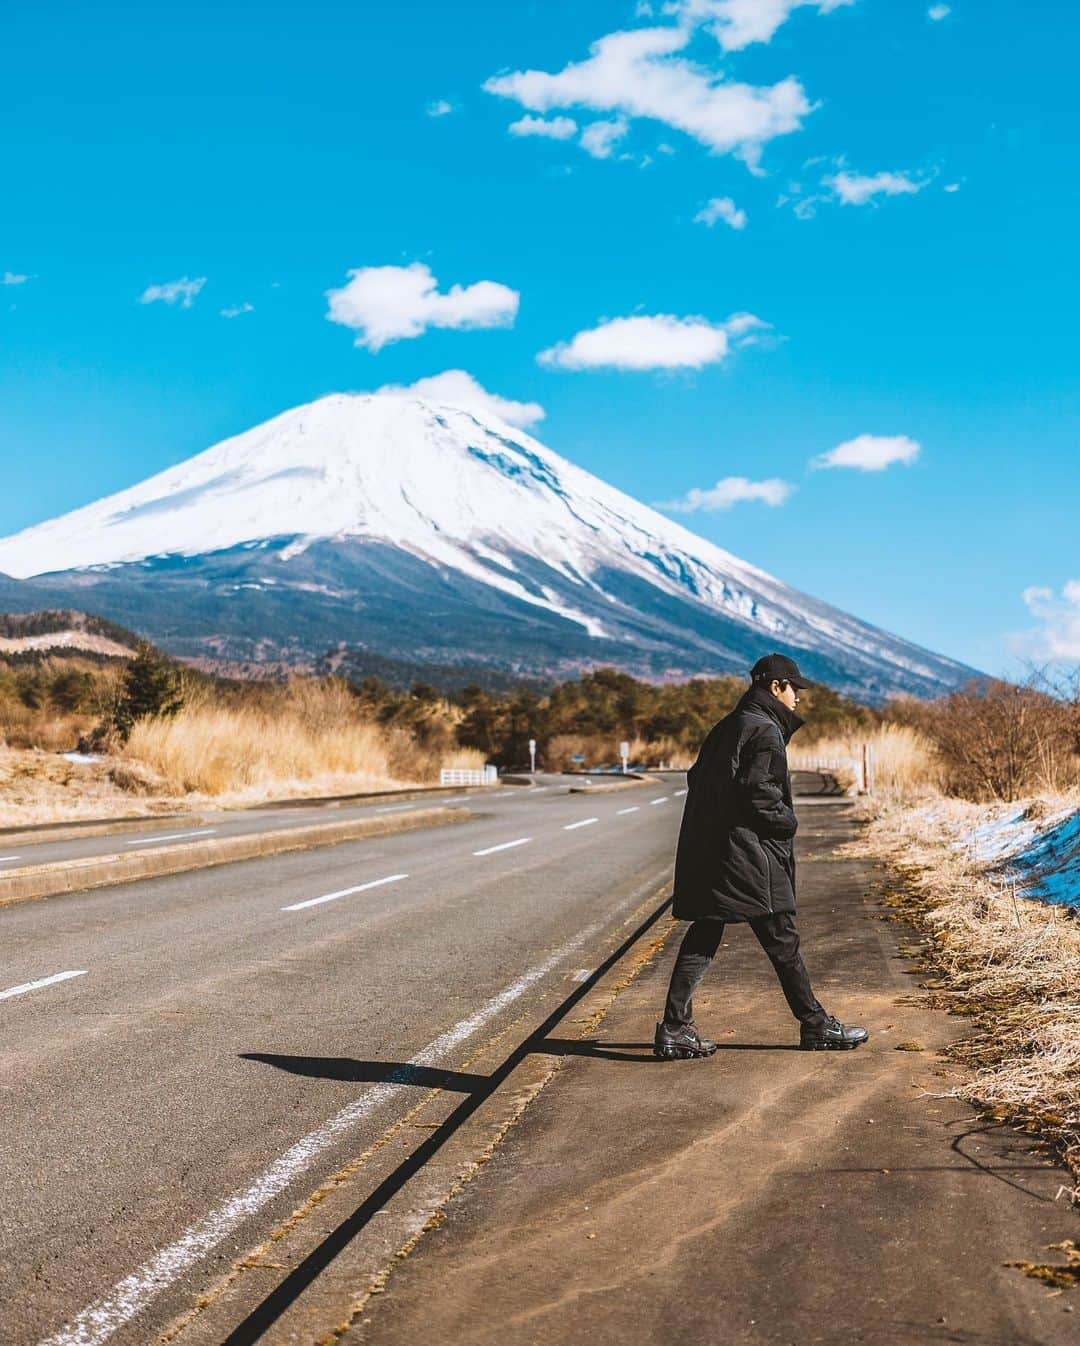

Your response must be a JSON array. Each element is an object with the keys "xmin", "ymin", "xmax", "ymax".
[{"xmin": 347, "ymin": 799, "xmax": 1078, "ymax": 1346}]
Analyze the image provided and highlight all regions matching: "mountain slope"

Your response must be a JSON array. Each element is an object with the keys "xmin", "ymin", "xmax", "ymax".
[{"xmin": 0, "ymin": 393, "xmax": 975, "ymax": 700}]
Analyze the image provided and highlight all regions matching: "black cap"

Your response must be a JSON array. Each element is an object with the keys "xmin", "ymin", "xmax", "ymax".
[{"xmin": 750, "ymin": 653, "xmax": 811, "ymax": 689}]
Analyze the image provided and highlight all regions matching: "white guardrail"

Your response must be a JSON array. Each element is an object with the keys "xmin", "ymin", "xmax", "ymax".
[
  {"xmin": 440, "ymin": 765, "xmax": 499, "ymax": 787},
  {"xmin": 796, "ymin": 745, "xmax": 876, "ymax": 795}
]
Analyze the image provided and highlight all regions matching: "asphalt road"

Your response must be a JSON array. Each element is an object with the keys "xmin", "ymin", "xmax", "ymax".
[
  {"xmin": 0, "ymin": 775, "xmax": 685, "ymax": 1346},
  {"xmin": 0, "ymin": 777, "xmax": 594, "ymax": 871}
]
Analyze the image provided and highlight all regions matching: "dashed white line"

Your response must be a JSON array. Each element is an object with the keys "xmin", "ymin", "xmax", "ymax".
[
  {"xmin": 674, "ymin": 788, "xmax": 688, "ymax": 797},
  {"xmin": 616, "ymin": 807, "xmax": 640, "ymax": 815},
  {"xmin": 1, "ymin": 970, "xmax": 87, "ymax": 1002},
  {"xmin": 125, "ymin": 828, "xmax": 217, "ymax": 847},
  {"xmin": 282, "ymin": 873, "xmax": 408, "ymax": 912},
  {"xmin": 571, "ymin": 968, "xmax": 592, "ymax": 982},
  {"xmin": 37, "ymin": 922, "xmax": 607, "ymax": 1346},
  {"xmin": 374, "ymin": 804, "xmax": 415, "ymax": 814},
  {"xmin": 564, "ymin": 817, "xmax": 599, "ymax": 831},
  {"xmin": 0, "ymin": 854, "xmax": 22, "ymax": 863},
  {"xmin": 473, "ymin": 837, "xmax": 532, "ymax": 856},
  {"xmin": 650, "ymin": 797, "xmax": 669, "ymax": 806}
]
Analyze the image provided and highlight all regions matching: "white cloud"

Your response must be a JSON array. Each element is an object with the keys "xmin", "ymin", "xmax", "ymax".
[
  {"xmin": 508, "ymin": 113, "xmax": 579, "ymax": 139},
  {"xmin": 580, "ymin": 116, "xmax": 629, "ymax": 159},
  {"xmin": 944, "ymin": 182, "xmax": 960, "ymax": 193},
  {"xmin": 825, "ymin": 170, "xmax": 926, "ymax": 205},
  {"xmin": 694, "ymin": 195, "xmax": 747, "ymax": 229},
  {"xmin": 220, "ymin": 302, "xmax": 254, "ymax": 318},
  {"xmin": 657, "ymin": 475, "xmax": 794, "ymax": 511},
  {"xmin": 376, "ymin": 369, "xmax": 545, "ymax": 430},
  {"xmin": 325, "ymin": 262, "xmax": 520, "ymax": 353},
  {"xmin": 138, "ymin": 276, "xmax": 206, "ymax": 308},
  {"xmin": 927, "ymin": 4, "xmax": 951, "ymax": 20},
  {"xmin": 1021, "ymin": 582, "xmax": 1080, "ymax": 661},
  {"xmin": 427, "ymin": 99, "xmax": 455, "ymax": 117},
  {"xmin": 484, "ymin": 26, "xmax": 811, "ymax": 169},
  {"xmin": 811, "ymin": 434, "xmax": 920, "ymax": 472},
  {"xmin": 2, "ymin": 271, "xmax": 29, "ymax": 286},
  {"xmin": 663, "ymin": 0, "xmax": 854, "ymax": 51},
  {"xmin": 538, "ymin": 311, "xmax": 766, "ymax": 371}
]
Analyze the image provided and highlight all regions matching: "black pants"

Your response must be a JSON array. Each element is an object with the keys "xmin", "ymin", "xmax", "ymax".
[{"xmin": 662, "ymin": 913, "xmax": 827, "ymax": 1030}]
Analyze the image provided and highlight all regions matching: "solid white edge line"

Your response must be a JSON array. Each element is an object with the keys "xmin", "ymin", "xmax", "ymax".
[
  {"xmin": 1, "ymin": 970, "xmax": 87, "ymax": 1002},
  {"xmin": 37, "ymin": 920, "xmax": 607, "ymax": 1346},
  {"xmin": 472, "ymin": 837, "xmax": 532, "ymax": 857},
  {"xmin": 564, "ymin": 817, "xmax": 599, "ymax": 831},
  {"xmin": 126, "ymin": 828, "xmax": 217, "ymax": 847},
  {"xmin": 616, "ymin": 807, "xmax": 640, "ymax": 815},
  {"xmin": 282, "ymin": 873, "xmax": 408, "ymax": 912}
]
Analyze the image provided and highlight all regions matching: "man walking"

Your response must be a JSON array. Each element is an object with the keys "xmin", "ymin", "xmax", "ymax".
[{"xmin": 654, "ymin": 653, "xmax": 869, "ymax": 1060}]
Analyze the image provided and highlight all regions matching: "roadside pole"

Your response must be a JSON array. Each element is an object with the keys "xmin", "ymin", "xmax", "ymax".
[
  {"xmin": 529, "ymin": 738, "xmax": 536, "ymax": 775},
  {"xmin": 619, "ymin": 740, "xmax": 629, "ymax": 774}
]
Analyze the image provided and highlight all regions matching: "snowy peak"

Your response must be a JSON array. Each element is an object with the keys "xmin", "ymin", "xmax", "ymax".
[{"xmin": 0, "ymin": 392, "xmax": 976, "ymax": 700}]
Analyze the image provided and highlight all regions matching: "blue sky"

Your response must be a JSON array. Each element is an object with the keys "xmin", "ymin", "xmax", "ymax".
[{"xmin": 2, "ymin": 0, "xmax": 1077, "ymax": 675}]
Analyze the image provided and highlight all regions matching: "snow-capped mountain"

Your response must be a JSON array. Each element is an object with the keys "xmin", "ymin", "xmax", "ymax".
[{"xmin": 0, "ymin": 393, "xmax": 975, "ymax": 699}]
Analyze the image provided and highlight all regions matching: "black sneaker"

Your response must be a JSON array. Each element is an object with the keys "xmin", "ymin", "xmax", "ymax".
[
  {"xmin": 800, "ymin": 1015, "xmax": 869, "ymax": 1051},
  {"xmin": 653, "ymin": 1021, "xmax": 718, "ymax": 1060}
]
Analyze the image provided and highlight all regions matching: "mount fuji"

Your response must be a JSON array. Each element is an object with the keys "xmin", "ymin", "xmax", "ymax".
[{"xmin": 0, "ymin": 392, "xmax": 974, "ymax": 700}]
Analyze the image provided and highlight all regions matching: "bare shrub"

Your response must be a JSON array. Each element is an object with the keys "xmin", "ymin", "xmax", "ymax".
[{"xmin": 909, "ymin": 679, "xmax": 1079, "ymax": 801}]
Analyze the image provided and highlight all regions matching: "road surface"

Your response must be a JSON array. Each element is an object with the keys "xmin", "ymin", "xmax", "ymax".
[{"xmin": 1, "ymin": 775, "xmax": 684, "ymax": 1345}]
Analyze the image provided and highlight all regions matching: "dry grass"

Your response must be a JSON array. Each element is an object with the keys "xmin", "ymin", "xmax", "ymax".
[
  {"xmin": 853, "ymin": 796, "xmax": 1080, "ymax": 1187},
  {"xmin": 790, "ymin": 723, "xmax": 940, "ymax": 796},
  {"xmin": 544, "ymin": 733, "xmax": 692, "ymax": 772},
  {"xmin": 123, "ymin": 679, "xmax": 484, "ymax": 799},
  {"xmin": 0, "ymin": 678, "xmax": 486, "ymax": 823}
]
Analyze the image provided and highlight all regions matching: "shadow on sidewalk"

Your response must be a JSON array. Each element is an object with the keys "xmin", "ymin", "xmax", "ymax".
[{"xmin": 539, "ymin": 1038, "xmax": 801, "ymax": 1061}]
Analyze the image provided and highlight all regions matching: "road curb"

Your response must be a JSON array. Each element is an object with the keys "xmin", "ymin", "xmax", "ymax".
[{"xmin": 0, "ymin": 807, "xmax": 471, "ymax": 909}]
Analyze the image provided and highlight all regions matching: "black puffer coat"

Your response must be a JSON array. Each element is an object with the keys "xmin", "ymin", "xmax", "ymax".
[{"xmin": 672, "ymin": 684, "xmax": 804, "ymax": 923}]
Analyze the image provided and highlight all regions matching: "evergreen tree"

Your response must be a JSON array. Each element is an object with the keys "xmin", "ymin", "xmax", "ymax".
[{"xmin": 111, "ymin": 643, "xmax": 184, "ymax": 740}]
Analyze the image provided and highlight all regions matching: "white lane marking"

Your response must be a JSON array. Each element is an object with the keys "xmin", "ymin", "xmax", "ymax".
[
  {"xmin": 125, "ymin": 828, "xmax": 217, "ymax": 847},
  {"xmin": 38, "ymin": 921, "xmax": 606, "ymax": 1346},
  {"xmin": 571, "ymin": 968, "xmax": 592, "ymax": 983},
  {"xmin": 564, "ymin": 817, "xmax": 599, "ymax": 831},
  {"xmin": 473, "ymin": 837, "xmax": 531, "ymax": 857},
  {"xmin": 282, "ymin": 873, "xmax": 408, "ymax": 912},
  {"xmin": 649, "ymin": 797, "xmax": 669, "ymax": 806},
  {"xmin": 374, "ymin": 804, "xmax": 415, "ymax": 814},
  {"xmin": 0, "ymin": 854, "xmax": 22, "ymax": 863},
  {"xmin": 616, "ymin": 807, "xmax": 639, "ymax": 816},
  {"xmin": 1, "ymin": 970, "xmax": 87, "ymax": 1002},
  {"xmin": 674, "ymin": 788, "xmax": 688, "ymax": 797}
]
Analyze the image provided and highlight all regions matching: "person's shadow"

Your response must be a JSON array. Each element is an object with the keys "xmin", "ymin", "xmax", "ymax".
[
  {"xmin": 240, "ymin": 1052, "xmax": 485, "ymax": 1091},
  {"xmin": 540, "ymin": 1038, "xmax": 800, "ymax": 1061}
]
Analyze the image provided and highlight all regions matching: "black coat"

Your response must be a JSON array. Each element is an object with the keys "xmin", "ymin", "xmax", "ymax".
[{"xmin": 672, "ymin": 684, "xmax": 804, "ymax": 924}]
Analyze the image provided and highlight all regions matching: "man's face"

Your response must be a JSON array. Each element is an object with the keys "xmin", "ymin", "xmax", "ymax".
[{"xmin": 770, "ymin": 678, "xmax": 799, "ymax": 711}]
